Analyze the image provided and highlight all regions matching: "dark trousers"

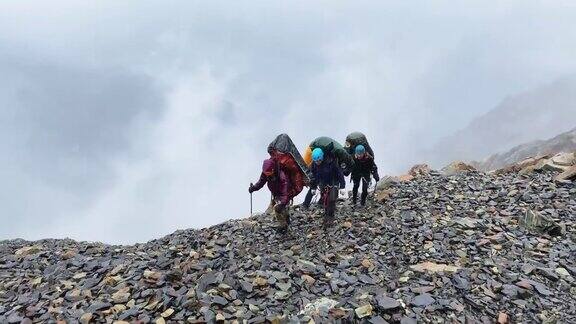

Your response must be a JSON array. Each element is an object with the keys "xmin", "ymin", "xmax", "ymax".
[
  {"xmin": 303, "ymin": 185, "xmax": 337, "ymax": 217},
  {"xmin": 322, "ymin": 186, "xmax": 338, "ymax": 219},
  {"xmin": 352, "ymin": 174, "xmax": 369, "ymax": 205}
]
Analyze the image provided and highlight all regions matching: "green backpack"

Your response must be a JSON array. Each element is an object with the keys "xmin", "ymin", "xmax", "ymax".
[{"xmin": 345, "ymin": 132, "xmax": 374, "ymax": 157}]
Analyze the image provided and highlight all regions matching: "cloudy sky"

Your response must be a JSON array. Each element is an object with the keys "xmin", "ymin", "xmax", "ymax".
[{"xmin": 1, "ymin": 1, "xmax": 576, "ymax": 244}]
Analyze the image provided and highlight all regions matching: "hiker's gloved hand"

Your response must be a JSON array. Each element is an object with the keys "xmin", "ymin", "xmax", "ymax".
[
  {"xmin": 373, "ymin": 172, "xmax": 380, "ymax": 182},
  {"xmin": 248, "ymin": 184, "xmax": 255, "ymax": 193}
]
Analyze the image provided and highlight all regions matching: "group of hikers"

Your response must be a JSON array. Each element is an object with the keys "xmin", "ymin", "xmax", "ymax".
[{"xmin": 249, "ymin": 133, "xmax": 379, "ymax": 234}]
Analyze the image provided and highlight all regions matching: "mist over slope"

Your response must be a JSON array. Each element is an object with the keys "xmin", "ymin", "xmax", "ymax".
[
  {"xmin": 428, "ymin": 76, "xmax": 576, "ymax": 168},
  {"xmin": 3, "ymin": 1, "xmax": 576, "ymax": 244}
]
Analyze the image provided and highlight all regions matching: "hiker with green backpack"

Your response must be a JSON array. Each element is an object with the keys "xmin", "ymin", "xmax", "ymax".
[
  {"xmin": 304, "ymin": 136, "xmax": 355, "ymax": 175},
  {"xmin": 302, "ymin": 136, "xmax": 354, "ymax": 210},
  {"xmin": 350, "ymin": 144, "xmax": 379, "ymax": 206},
  {"xmin": 308, "ymin": 148, "xmax": 346, "ymax": 227},
  {"xmin": 345, "ymin": 132, "xmax": 375, "ymax": 158},
  {"xmin": 345, "ymin": 132, "xmax": 379, "ymax": 206}
]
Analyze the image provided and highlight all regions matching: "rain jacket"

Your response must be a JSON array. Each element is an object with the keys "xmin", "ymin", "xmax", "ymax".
[
  {"xmin": 352, "ymin": 153, "xmax": 379, "ymax": 181},
  {"xmin": 310, "ymin": 158, "xmax": 346, "ymax": 189},
  {"xmin": 252, "ymin": 159, "xmax": 291, "ymax": 206}
]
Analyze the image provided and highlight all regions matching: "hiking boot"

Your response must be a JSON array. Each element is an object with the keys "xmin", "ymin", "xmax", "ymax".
[
  {"xmin": 322, "ymin": 215, "xmax": 335, "ymax": 229},
  {"xmin": 274, "ymin": 208, "xmax": 289, "ymax": 234},
  {"xmin": 360, "ymin": 192, "xmax": 368, "ymax": 206}
]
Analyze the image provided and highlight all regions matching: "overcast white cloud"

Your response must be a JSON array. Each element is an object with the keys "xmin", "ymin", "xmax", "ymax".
[{"xmin": 1, "ymin": 0, "xmax": 576, "ymax": 244}]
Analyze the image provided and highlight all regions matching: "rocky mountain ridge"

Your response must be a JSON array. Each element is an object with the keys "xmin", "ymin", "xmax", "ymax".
[
  {"xmin": 1, "ymin": 164, "xmax": 575, "ymax": 323},
  {"xmin": 429, "ymin": 76, "xmax": 576, "ymax": 168},
  {"xmin": 475, "ymin": 127, "xmax": 576, "ymax": 172}
]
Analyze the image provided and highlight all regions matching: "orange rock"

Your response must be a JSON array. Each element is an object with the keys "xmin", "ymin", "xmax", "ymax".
[
  {"xmin": 515, "ymin": 280, "xmax": 533, "ymax": 290},
  {"xmin": 301, "ymin": 274, "xmax": 316, "ymax": 285},
  {"xmin": 61, "ymin": 249, "xmax": 77, "ymax": 260},
  {"xmin": 361, "ymin": 259, "xmax": 373, "ymax": 268},
  {"xmin": 252, "ymin": 277, "xmax": 268, "ymax": 287},
  {"xmin": 556, "ymin": 165, "xmax": 576, "ymax": 181},
  {"xmin": 408, "ymin": 164, "xmax": 431, "ymax": 177},
  {"xmin": 497, "ymin": 312, "xmax": 509, "ymax": 324},
  {"xmin": 441, "ymin": 161, "xmax": 477, "ymax": 175},
  {"xmin": 376, "ymin": 190, "xmax": 392, "ymax": 202},
  {"xmin": 398, "ymin": 174, "xmax": 414, "ymax": 182},
  {"xmin": 410, "ymin": 261, "xmax": 459, "ymax": 273}
]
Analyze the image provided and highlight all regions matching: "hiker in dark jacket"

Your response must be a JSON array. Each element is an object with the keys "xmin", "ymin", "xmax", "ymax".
[
  {"xmin": 308, "ymin": 148, "xmax": 346, "ymax": 227},
  {"xmin": 351, "ymin": 145, "xmax": 379, "ymax": 206},
  {"xmin": 249, "ymin": 159, "xmax": 291, "ymax": 233}
]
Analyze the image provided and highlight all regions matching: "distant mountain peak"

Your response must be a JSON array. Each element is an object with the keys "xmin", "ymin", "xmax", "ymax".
[{"xmin": 429, "ymin": 76, "xmax": 576, "ymax": 167}]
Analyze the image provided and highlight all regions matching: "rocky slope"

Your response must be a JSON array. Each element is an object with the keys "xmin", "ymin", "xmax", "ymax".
[
  {"xmin": 1, "ymin": 168, "xmax": 575, "ymax": 323},
  {"xmin": 476, "ymin": 128, "xmax": 576, "ymax": 172},
  {"xmin": 429, "ymin": 76, "xmax": 576, "ymax": 167}
]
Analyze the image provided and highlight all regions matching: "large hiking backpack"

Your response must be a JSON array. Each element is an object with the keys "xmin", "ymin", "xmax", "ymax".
[
  {"xmin": 345, "ymin": 132, "xmax": 374, "ymax": 157},
  {"xmin": 268, "ymin": 134, "xmax": 311, "ymax": 198},
  {"xmin": 304, "ymin": 136, "xmax": 355, "ymax": 175}
]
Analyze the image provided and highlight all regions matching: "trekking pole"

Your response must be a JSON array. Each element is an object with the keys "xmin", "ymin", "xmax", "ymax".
[{"xmin": 250, "ymin": 183, "xmax": 253, "ymax": 216}]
